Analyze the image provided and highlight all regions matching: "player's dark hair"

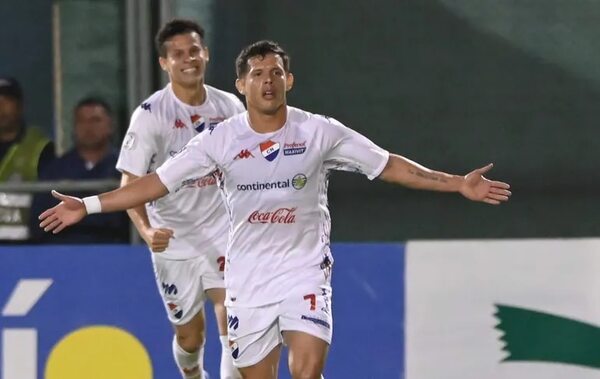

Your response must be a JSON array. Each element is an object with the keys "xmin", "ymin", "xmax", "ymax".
[
  {"xmin": 235, "ymin": 40, "xmax": 290, "ymax": 78},
  {"xmin": 155, "ymin": 19, "xmax": 205, "ymax": 57}
]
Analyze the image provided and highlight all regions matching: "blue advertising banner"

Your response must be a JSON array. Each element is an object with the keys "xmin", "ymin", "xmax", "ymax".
[{"xmin": 0, "ymin": 243, "xmax": 405, "ymax": 378}]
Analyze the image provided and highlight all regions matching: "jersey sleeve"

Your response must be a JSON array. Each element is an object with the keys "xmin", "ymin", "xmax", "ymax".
[
  {"xmin": 321, "ymin": 116, "xmax": 390, "ymax": 180},
  {"xmin": 155, "ymin": 132, "xmax": 218, "ymax": 193},
  {"xmin": 116, "ymin": 106, "xmax": 159, "ymax": 177}
]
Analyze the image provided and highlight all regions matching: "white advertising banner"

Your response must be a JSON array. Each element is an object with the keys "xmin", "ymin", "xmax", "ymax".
[{"xmin": 406, "ymin": 239, "xmax": 600, "ymax": 379}]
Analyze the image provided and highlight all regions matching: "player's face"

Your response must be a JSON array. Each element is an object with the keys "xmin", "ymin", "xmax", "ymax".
[
  {"xmin": 236, "ymin": 53, "xmax": 293, "ymax": 115},
  {"xmin": 74, "ymin": 105, "xmax": 112, "ymax": 149},
  {"xmin": 159, "ymin": 32, "xmax": 209, "ymax": 87}
]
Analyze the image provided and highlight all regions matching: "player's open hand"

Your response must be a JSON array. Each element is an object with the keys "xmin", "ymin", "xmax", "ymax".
[
  {"xmin": 38, "ymin": 190, "xmax": 87, "ymax": 234},
  {"xmin": 143, "ymin": 227, "xmax": 175, "ymax": 253},
  {"xmin": 459, "ymin": 164, "xmax": 511, "ymax": 205}
]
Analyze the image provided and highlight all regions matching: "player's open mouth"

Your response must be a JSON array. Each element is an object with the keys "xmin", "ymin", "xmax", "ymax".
[
  {"xmin": 182, "ymin": 67, "xmax": 198, "ymax": 73},
  {"xmin": 263, "ymin": 90, "xmax": 275, "ymax": 99}
]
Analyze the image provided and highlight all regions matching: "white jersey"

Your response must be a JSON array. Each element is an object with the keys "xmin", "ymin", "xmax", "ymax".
[
  {"xmin": 116, "ymin": 83, "xmax": 245, "ymax": 259},
  {"xmin": 157, "ymin": 106, "xmax": 389, "ymax": 306}
]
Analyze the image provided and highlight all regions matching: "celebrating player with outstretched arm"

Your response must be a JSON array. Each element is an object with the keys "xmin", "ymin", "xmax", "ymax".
[
  {"xmin": 119, "ymin": 19, "xmax": 244, "ymax": 379},
  {"xmin": 40, "ymin": 40, "xmax": 510, "ymax": 379}
]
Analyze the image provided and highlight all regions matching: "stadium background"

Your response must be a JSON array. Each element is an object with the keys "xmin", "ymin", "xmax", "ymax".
[{"xmin": 1, "ymin": 0, "xmax": 599, "ymax": 378}]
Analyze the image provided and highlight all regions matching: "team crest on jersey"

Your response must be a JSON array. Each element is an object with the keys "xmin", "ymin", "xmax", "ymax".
[
  {"xmin": 190, "ymin": 114, "xmax": 205, "ymax": 132},
  {"xmin": 260, "ymin": 140, "xmax": 280, "ymax": 161}
]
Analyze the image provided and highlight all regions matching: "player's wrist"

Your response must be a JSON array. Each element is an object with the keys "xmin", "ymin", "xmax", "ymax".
[{"xmin": 82, "ymin": 195, "xmax": 102, "ymax": 215}]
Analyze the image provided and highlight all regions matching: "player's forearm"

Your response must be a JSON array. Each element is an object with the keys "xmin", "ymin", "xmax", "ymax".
[
  {"xmin": 379, "ymin": 154, "xmax": 464, "ymax": 192},
  {"xmin": 126, "ymin": 205, "xmax": 152, "ymax": 236},
  {"xmin": 98, "ymin": 173, "xmax": 168, "ymax": 213},
  {"xmin": 121, "ymin": 173, "xmax": 153, "ymax": 234}
]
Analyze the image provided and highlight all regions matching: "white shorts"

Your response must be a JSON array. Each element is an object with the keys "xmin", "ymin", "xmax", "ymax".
[
  {"xmin": 227, "ymin": 281, "xmax": 333, "ymax": 368},
  {"xmin": 152, "ymin": 252, "xmax": 225, "ymax": 325}
]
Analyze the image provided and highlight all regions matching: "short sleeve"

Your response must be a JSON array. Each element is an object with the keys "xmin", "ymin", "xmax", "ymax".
[
  {"xmin": 155, "ymin": 132, "xmax": 218, "ymax": 193},
  {"xmin": 116, "ymin": 106, "xmax": 159, "ymax": 176},
  {"xmin": 321, "ymin": 116, "xmax": 389, "ymax": 180}
]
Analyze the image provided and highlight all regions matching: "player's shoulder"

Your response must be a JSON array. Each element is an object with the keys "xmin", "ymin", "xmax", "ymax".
[
  {"xmin": 288, "ymin": 106, "xmax": 341, "ymax": 129},
  {"xmin": 205, "ymin": 85, "xmax": 245, "ymax": 116},
  {"xmin": 130, "ymin": 86, "xmax": 169, "ymax": 121},
  {"xmin": 205, "ymin": 85, "xmax": 238, "ymax": 102}
]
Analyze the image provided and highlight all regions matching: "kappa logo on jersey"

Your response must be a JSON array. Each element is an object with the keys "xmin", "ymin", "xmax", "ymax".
[
  {"xmin": 167, "ymin": 302, "xmax": 183, "ymax": 319},
  {"xmin": 260, "ymin": 140, "xmax": 280, "ymax": 161},
  {"xmin": 173, "ymin": 118, "xmax": 186, "ymax": 129},
  {"xmin": 234, "ymin": 149, "xmax": 254, "ymax": 160},
  {"xmin": 248, "ymin": 207, "xmax": 297, "ymax": 224},
  {"xmin": 283, "ymin": 141, "xmax": 306, "ymax": 156},
  {"xmin": 140, "ymin": 102, "xmax": 151, "ymax": 112}
]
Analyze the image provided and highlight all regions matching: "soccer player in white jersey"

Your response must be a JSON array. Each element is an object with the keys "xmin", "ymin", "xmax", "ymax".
[
  {"xmin": 117, "ymin": 20, "xmax": 244, "ymax": 379},
  {"xmin": 39, "ymin": 40, "xmax": 511, "ymax": 379}
]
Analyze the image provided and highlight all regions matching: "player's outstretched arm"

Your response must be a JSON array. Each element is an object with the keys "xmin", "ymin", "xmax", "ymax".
[
  {"xmin": 378, "ymin": 154, "xmax": 511, "ymax": 205},
  {"xmin": 39, "ymin": 173, "xmax": 169, "ymax": 234}
]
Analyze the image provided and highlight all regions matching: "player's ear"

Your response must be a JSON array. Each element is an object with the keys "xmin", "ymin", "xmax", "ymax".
[
  {"xmin": 285, "ymin": 73, "xmax": 294, "ymax": 92},
  {"xmin": 235, "ymin": 78, "xmax": 246, "ymax": 95},
  {"xmin": 202, "ymin": 45, "xmax": 210, "ymax": 62},
  {"xmin": 159, "ymin": 56, "xmax": 168, "ymax": 72}
]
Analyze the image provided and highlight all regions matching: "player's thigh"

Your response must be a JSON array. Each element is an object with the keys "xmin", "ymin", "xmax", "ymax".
[
  {"xmin": 227, "ymin": 305, "xmax": 282, "ymax": 369},
  {"xmin": 280, "ymin": 283, "xmax": 333, "ymax": 376},
  {"xmin": 237, "ymin": 342, "xmax": 281, "ymax": 379},
  {"xmin": 282, "ymin": 330, "xmax": 329, "ymax": 378},
  {"xmin": 280, "ymin": 282, "xmax": 333, "ymax": 344}
]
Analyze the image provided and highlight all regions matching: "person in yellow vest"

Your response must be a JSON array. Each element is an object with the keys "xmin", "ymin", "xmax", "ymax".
[{"xmin": 0, "ymin": 77, "xmax": 54, "ymax": 241}]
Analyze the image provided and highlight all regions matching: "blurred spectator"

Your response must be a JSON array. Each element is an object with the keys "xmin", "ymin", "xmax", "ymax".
[
  {"xmin": 0, "ymin": 76, "xmax": 54, "ymax": 242},
  {"xmin": 30, "ymin": 97, "xmax": 129, "ymax": 243}
]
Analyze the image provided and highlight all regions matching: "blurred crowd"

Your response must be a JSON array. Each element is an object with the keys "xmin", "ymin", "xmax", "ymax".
[{"xmin": 0, "ymin": 76, "xmax": 129, "ymax": 244}]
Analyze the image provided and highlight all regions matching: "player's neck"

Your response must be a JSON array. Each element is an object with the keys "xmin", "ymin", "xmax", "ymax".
[
  {"xmin": 247, "ymin": 105, "xmax": 287, "ymax": 134},
  {"xmin": 171, "ymin": 81, "xmax": 206, "ymax": 106}
]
